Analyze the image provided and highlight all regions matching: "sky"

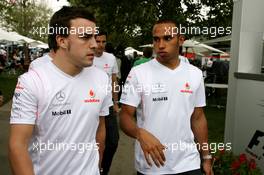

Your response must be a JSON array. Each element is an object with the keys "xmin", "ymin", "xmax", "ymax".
[{"xmin": 44, "ymin": 0, "xmax": 70, "ymax": 12}]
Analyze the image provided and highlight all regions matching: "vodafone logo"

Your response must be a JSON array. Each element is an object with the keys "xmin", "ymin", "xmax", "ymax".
[
  {"xmin": 185, "ymin": 83, "xmax": 190, "ymax": 90},
  {"xmin": 180, "ymin": 82, "xmax": 193, "ymax": 94},
  {"xmin": 84, "ymin": 89, "xmax": 100, "ymax": 103},
  {"xmin": 103, "ymin": 64, "xmax": 110, "ymax": 69},
  {"xmin": 89, "ymin": 89, "xmax": 95, "ymax": 98}
]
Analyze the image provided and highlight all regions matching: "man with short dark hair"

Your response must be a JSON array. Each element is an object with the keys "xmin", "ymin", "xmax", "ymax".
[
  {"xmin": 93, "ymin": 30, "xmax": 120, "ymax": 175},
  {"xmin": 120, "ymin": 19, "xmax": 212, "ymax": 175},
  {"xmin": 9, "ymin": 6, "xmax": 111, "ymax": 175}
]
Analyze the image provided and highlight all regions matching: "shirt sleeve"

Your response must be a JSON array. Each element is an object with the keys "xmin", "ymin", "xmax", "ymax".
[
  {"xmin": 194, "ymin": 75, "xmax": 206, "ymax": 107},
  {"xmin": 10, "ymin": 72, "xmax": 38, "ymax": 124},
  {"xmin": 119, "ymin": 68, "xmax": 141, "ymax": 107}
]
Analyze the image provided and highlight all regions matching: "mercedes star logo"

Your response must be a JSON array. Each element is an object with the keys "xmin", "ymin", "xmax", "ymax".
[{"xmin": 56, "ymin": 91, "xmax": 65, "ymax": 101}]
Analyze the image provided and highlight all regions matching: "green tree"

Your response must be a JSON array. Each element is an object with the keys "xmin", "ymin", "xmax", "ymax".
[
  {"xmin": 199, "ymin": 0, "xmax": 233, "ymax": 39},
  {"xmin": 1, "ymin": 0, "xmax": 52, "ymax": 42},
  {"xmin": 67, "ymin": 0, "xmax": 233, "ymax": 47},
  {"xmin": 0, "ymin": 1, "xmax": 6, "ymax": 11}
]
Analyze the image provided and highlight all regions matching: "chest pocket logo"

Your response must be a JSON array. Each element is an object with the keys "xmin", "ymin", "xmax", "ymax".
[
  {"xmin": 56, "ymin": 91, "xmax": 65, "ymax": 102},
  {"xmin": 84, "ymin": 89, "xmax": 100, "ymax": 103},
  {"xmin": 180, "ymin": 82, "xmax": 193, "ymax": 94}
]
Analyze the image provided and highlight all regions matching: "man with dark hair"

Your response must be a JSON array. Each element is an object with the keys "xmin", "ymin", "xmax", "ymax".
[
  {"xmin": 9, "ymin": 6, "xmax": 110, "ymax": 175},
  {"xmin": 120, "ymin": 19, "xmax": 212, "ymax": 175},
  {"xmin": 48, "ymin": 6, "xmax": 97, "ymax": 52},
  {"xmin": 29, "ymin": 6, "xmax": 99, "ymax": 69},
  {"xmin": 93, "ymin": 30, "xmax": 120, "ymax": 175}
]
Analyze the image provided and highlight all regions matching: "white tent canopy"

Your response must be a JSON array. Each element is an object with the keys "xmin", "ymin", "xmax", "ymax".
[
  {"xmin": 182, "ymin": 40, "xmax": 225, "ymax": 54},
  {"xmin": 0, "ymin": 28, "xmax": 38, "ymax": 44},
  {"xmin": 139, "ymin": 44, "xmax": 153, "ymax": 48},
  {"xmin": 0, "ymin": 28, "xmax": 48, "ymax": 49},
  {"xmin": 9, "ymin": 31, "xmax": 36, "ymax": 43},
  {"xmin": 125, "ymin": 47, "xmax": 143, "ymax": 58},
  {"xmin": 29, "ymin": 40, "xmax": 49, "ymax": 49},
  {"xmin": 29, "ymin": 40, "xmax": 43, "ymax": 47},
  {"xmin": 36, "ymin": 43, "xmax": 49, "ymax": 49},
  {"xmin": 202, "ymin": 35, "xmax": 231, "ymax": 45},
  {"xmin": 0, "ymin": 28, "xmax": 19, "ymax": 42}
]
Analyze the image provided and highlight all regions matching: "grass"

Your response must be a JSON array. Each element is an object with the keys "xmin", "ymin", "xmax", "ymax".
[
  {"xmin": 0, "ymin": 71, "xmax": 21, "ymax": 105},
  {"xmin": 205, "ymin": 106, "xmax": 226, "ymax": 143},
  {"xmin": 204, "ymin": 91, "xmax": 227, "ymax": 144}
]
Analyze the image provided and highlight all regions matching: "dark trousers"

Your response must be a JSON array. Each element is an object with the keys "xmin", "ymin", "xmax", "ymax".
[
  {"xmin": 101, "ymin": 107, "xmax": 119, "ymax": 175},
  {"xmin": 137, "ymin": 169, "xmax": 202, "ymax": 175}
]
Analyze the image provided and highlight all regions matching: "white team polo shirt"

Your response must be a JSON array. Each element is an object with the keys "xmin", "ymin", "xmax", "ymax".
[
  {"xmin": 120, "ymin": 59, "xmax": 206, "ymax": 174},
  {"xmin": 93, "ymin": 52, "xmax": 119, "ymax": 106},
  {"xmin": 10, "ymin": 60, "xmax": 112, "ymax": 175},
  {"xmin": 29, "ymin": 54, "xmax": 52, "ymax": 70}
]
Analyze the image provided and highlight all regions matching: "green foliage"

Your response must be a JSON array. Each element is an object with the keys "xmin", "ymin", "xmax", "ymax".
[
  {"xmin": 213, "ymin": 150, "xmax": 262, "ymax": 175},
  {"xmin": 0, "ymin": 72, "xmax": 19, "ymax": 105},
  {"xmin": 199, "ymin": 0, "xmax": 233, "ymax": 39},
  {"xmin": 0, "ymin": 0, "xmax": 7, "ymax": 12},
  {"xmin": 67, "ymin": 0, "xmax": 233, "ymax": 48},
  {"xmin": 1, "ymin": 0, "xmax": 52, "ymax": 42},
  {"xmin": 204, "ymin": 106, "xmax": 226, "ymax": 143}
]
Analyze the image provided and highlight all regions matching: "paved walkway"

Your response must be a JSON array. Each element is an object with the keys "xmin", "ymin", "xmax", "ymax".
[{"xmin": 0, "ymin": 101, "xmax": 136, "ymax": 175}]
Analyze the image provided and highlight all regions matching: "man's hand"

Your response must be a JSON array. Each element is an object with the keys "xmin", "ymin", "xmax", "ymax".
[
  {"xmin": 137, "ymin": 128, "xmax": 166, "ymax": 167},
  {"xmin": 203, "ymin": 159, "xmax": 213, "ymax": 175}
]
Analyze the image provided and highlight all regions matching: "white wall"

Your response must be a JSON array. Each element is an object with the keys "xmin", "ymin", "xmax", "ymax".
[{"xmin": 225, "ymin": 0, "xmax": 264, "ymax": 173}]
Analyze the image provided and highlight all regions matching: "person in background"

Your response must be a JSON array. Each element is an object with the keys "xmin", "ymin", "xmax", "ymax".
[
  {"xmin": 179, "ymin": 45, "xmax": 190, "ymax": 64},
  {"xmin": 93, "ymin": 30, "xmax": 120, "ymax": 175},
  {"xmin": 0, "ymin": 46, "xmax": 7, "ymax": 69},
  {"xmin": 132, "ymin": 51, "xmax": 140, "ymax": 66},
  {"xmin": 105, "ymin": 43, "xmax": 121, "ymax": 80},
  {"xmin": 133, "ymin": 47, "xmax": 153, "ymax": 67},
  {"xmin": 118, "ymin": 46, "xmax": 132, "ymax": 86}
]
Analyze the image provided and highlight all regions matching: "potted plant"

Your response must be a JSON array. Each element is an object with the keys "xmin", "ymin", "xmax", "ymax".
[{"xmin": 212, "ymin": 150, "xmax": 262, "ymax": 175}]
